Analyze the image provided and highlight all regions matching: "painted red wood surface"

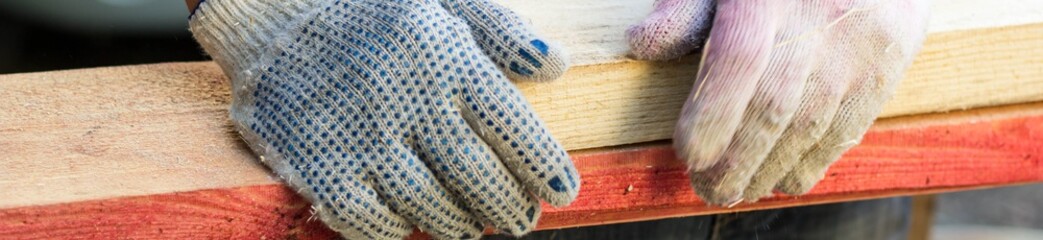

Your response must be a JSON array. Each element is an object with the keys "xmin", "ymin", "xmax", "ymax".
[{"xmin": 2, "ymin": 113, "xmax": 1042, "ymax": 239}]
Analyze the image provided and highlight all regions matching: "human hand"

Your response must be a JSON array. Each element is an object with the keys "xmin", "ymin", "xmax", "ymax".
[
  {"xmin": 189, "ymin": 0, "xmax": 578, "ymax": 239},
  {"xmin": 628, "ymin": 0, "xmax": 929, "ymax": 205}
]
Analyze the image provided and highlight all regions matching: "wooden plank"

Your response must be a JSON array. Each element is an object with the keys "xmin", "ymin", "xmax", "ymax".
[
  {"xmin": 499, "ymin": 0, "xmax": 1043, "ymax": 66},
  {"xmin": 0, "ymin": 186, "xmax": 338, "ymax": 240},
  {"xmin": 502, "ymin": 0, "xmax": 1043, "ymax": 147},
  {"xmin": 0, "ymin": 64, "xmax": 274, "ymax": 209},
  {"xmin": 522, "ymin": 22, "xmax": 1043, "ymax": 150},
  {"xmin": 3, "ymin": 102, "xmax": 1043, "ymax": 239},
  {"xmin": 4, "ymin": 22, "xmax": 1043, "ymax": 209}
]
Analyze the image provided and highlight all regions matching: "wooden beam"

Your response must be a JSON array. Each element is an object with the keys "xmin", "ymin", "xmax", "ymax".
[
  {"xmin": 4, "ymin": 21, "xmax": 1043, "ymax": 209},
  {"xmin": 499, "ymin": 0, "xmax": 1043, "ymax": 66},
  {"xmin": 504, "ymin": 0, "xmax": 1043, "ymax": 148},
  {"xmin": 3, "ymin": 102, "xmax": 1043, "ymax": 239},
  {"xmin": 519, "ymin": 22, "xmax": 1043, "ymax": 150}
]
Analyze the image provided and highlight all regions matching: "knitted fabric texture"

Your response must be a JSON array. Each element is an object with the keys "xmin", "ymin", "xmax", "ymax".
[
  {"xmin": 628, "ymin": 0, "xmax": 930, "ymax": 205},
  {"xmin": 189, "ymin": 0, "xmax": 578, "ymax": 239}
]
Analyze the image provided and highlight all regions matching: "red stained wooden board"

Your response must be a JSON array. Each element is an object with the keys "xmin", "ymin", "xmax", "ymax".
[{"xmin": 2, "ymin": 106, "xmax": 1043, "ymax": 239}]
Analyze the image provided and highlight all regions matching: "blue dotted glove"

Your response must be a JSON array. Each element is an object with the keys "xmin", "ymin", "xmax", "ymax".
[{"xmin": 189, "ymin": 0, "xmax": 579, "ymax": 239}]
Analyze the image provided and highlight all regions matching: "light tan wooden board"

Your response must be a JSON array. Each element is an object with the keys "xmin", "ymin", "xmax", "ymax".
[
  {"xmin": 2, "ymin": 2, "xmax": 1043, "ymax": 209},
  {"xmin": 498, "ymin": 0, "xmax": 1043, "ymax": 65},
  {"xmin": 523, "ymin": 23, "xmax": 1043, "ymax": 150},
  {"xmin": 0, "ymin": 64, "xmax": 275, "ymax": 209}
]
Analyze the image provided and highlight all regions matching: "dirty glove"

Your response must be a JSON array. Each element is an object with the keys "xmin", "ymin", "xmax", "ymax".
[
  {"xmin": 627, "ymin": 0, "xmax": 929, "ymax": 204},
  {"xmin": 189, "ymin": 0, "xmax": 579, "ymax": 239}
]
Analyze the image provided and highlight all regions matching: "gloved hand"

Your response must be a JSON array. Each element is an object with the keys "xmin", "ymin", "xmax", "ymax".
[
  {"xmin": 189, "ymin": 0, "xmax": 579, "ymax": 239},
  {"xmin": 627, "ymin": 0, "xmax": 929, "ymax": 205}
]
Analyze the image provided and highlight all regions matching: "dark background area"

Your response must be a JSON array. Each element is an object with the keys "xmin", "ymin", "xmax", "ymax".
[{"xmin": 0, "ymin": 0, "xmax": 206, "ymax": 74}]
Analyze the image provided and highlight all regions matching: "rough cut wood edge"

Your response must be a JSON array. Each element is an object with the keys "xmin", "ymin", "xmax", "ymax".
[
  {"xmin": 3, "ymin": 102, "xmax": 1043, "ymax": 239},
  {"xmin": 2, "ymin": 22, "xmax": 1043, "ymax": 210}
]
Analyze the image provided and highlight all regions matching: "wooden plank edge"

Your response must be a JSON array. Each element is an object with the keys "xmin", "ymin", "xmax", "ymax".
[
  {"xmin": 3, "ymin": 102, "xmax": 1043, "ymax": 239},
  {"xmin": 3, "ymin": 23, "xmax": 1042, "ymax": 209}
]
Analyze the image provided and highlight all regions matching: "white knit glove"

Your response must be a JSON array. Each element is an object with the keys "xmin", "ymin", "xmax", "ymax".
[{"xmin": 628, "ymin": 0, "xmax": 930, "ymax": 204}]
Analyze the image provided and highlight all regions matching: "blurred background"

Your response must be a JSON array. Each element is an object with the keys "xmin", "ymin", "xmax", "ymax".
[
  {"xmin": 1, "ymin": 1, "xmax": 1041, "ymax": 239},
  {"xmin": 0, "ymin": 0, "xmax": 204, "ymax": 74}
]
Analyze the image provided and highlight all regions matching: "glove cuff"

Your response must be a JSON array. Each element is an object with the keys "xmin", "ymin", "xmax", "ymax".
[{"xmin": 188, "ymin": 0, "xmax": 324, "ymax": 80}]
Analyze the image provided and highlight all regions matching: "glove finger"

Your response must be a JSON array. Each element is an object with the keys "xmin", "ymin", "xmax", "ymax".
[
  {"xmin": 454, "ymin": 61, "xmax": 580, "ymax": 207},
  {"xmin": 689, "ymin": 9, "xmax": 824, "ymax": 205},
  {"xmin": 368, "ymin": 141, "xmax": 485, "ymax": 239},
  {"xmin": 276, "ymin": 150, "xmax": 415, "ymax": 240},
  {"xmin": 674, "ymin": 0, "xmax": 777, "ymax": 172},
  {"xmin": 626, "ymin": 0, "xmax": 715, "ymax": 60},
  {"xmin": 775, "ymin": 1, "xmax": 931, "ymax": 195},
  {"xmin": 742, "ymin": 66, "xmax": 855, "ymax": 199},
  {"xmin": 411, "ymin": 111, "xmax": 543, "ymax": 236},
  {"xmin": 440, "ymin": 0, "xmax": 569, "ymax": 81},
  {"xmin": 775, "ymin": 75, "xmax": 893, "ymax": 194},
  {"xmin": 241, "ymin": 83, "xmax": 414, "ymax": 240},
  {"xmin": 740, "ymin": 50, "xmax": 858, "ymax": 201}
]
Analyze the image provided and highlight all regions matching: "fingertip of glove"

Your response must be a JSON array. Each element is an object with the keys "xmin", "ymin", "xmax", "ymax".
[
  {"xmin": 673, "ymin": 138, "xmax": 723, "ymax": 173},
  {"xmin": 506, "ymin": 39, "xmax": 570, "ymax": 82},
  {"xmin": 495, "ymin": 205, "xmax": 541, "ymax": 237},
  {"xmin": 741, "ymin": 185, "xmax": 777, "ymax": 203},
  {"xmin": 777, "ymin": 176, "xmax": 816, "ymax": 195},
  {"xmin": 692, "ymin": 184, "xmax": 745, "ymax": 207},
  {"xmin": 626, "ymin": 23, "xmax": 684, "ymax": 61},
  {"xmin": 539, "ymin": 171, "xmax": 581, "ymax": 208},
  {"xmin": 625, "ymin": 13, "xmax": 709, "ymax": 61}
]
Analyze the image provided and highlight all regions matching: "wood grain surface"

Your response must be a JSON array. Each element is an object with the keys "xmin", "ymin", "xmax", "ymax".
[
  {"xmin": 498, "ymin": 0, "xmax": 1043, "ymax": 65},
  {"xmin": 3, "ymin": 102, "xmax": 1043, "ymax": 239},
  {"xmin": 4, "ymin": 22, "xmax": 1043, "ymax": 208}
]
